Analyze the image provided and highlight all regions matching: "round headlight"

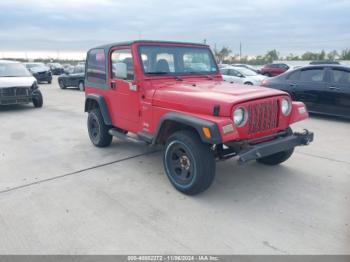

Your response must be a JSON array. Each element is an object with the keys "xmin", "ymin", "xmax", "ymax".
[
  {"xmin": 281, "ymin": 98, "xmax": 291, "ymax": 115},
  {"xmin": 233, "ymin": 107, "xmax": 247, "ymax": 126}
]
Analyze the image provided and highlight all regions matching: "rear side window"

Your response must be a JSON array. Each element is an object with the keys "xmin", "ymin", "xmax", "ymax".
[
  {"xmin": 300, "ymin": 69, "xmax": 324, "ymax": 82},
  {"xmin": 332, "ymin": 69, "xmax": 350, "ymax": 84},
  {"xmin": 287, "ymin": 71, "xmax": 300, "ymax": 81},
  {"xmin": 87, "ymin": 49, "xmax": 106, "ymax": 84}
]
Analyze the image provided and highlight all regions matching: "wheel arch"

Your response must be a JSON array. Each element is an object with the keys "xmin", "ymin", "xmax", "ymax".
[
  {"xmin": 84, "ymin": 94, "xmax": 112, "ymax": 125},
  {"xmin": 153, "ymin": 112, "xmax": 222, "ymax": 145}
]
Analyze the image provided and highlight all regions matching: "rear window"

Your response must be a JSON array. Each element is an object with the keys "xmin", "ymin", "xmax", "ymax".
[{"xmin": 87, "ymin": 49, "xmax": 106, "ymax": 84}]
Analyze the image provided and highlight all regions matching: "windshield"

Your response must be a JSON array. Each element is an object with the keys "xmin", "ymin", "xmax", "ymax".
[
  {"xmin": 0, "ymin": 63, "xmax": 32, "ymax": 77},
  {"xmin": 139, "ymin": 45, "xmax": 218, "ymax": 75},
  {"xmin": 236, "ymin": 67, "xmax": 258, "ymax": 76}
]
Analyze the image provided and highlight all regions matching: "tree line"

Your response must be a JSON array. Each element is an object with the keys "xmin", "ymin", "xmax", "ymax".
[{"xmin": 214, "ymin": 47, "xmax": 350, "ymax": 65}]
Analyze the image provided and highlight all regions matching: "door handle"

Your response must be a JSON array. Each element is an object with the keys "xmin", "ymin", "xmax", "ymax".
[
  {"xmin": 289, "ymin": 83, "xmax": 297, "ymax": 87},
  {"xmin": 111, "ymin": 82, "xmax": 116, "ymax": 90},
  {"xmin": 329, "ymin": 86, "xmax": 340, "ymax": 90}
]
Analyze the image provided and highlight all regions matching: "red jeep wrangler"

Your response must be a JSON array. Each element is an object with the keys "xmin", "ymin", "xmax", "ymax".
[{"xmin": 84, "ymin": 40, "xmax": 313, "ymax": 195}]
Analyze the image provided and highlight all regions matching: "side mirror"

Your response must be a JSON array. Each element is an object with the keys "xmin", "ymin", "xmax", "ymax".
[
  {"xmin": 114, "ymin": 63, "xmax": 127, "ymax": 79},
  {"xmin": 238, "ymin": 73, "xmax": 244, "ymax": 78}
]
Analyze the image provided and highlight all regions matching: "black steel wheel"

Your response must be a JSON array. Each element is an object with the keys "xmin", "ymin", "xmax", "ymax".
[
  {"xmin": 87, "ymin": 108, "xmax": 112, "ymax": 147},
  {"xmin": 163, "ymin": 130, "xmax": 215, "ymax": 195}
]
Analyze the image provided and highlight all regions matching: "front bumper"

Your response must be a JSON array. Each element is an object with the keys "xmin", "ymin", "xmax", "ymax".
[
  {"xmin": 237, "ymin": 130, "xmax": 314, "ymax": 164},
  {"xmin": 0, "ymin": 87, "xmax": 33, "ymax": 105}
]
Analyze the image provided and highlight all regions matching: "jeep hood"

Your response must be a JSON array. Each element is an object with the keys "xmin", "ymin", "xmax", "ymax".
[
  {"xmin": 0, "ymin": 76, "xmax": 36, "ymax": 88},
  {"xmin": 152, "ymin": 79, "xmax": 287, "ymax": 117}
]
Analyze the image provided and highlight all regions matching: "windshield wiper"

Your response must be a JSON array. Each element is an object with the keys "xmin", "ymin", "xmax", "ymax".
[
  {"xmin": 185, "ymin": 72, "xmax": 214, "ymax": 80},
  {"xmin": 146, "ymin": 72, "xmax": 183, "ymax": 81}
]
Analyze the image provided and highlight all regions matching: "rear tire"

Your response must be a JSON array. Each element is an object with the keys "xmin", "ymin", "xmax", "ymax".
[
  {"xmin": 163, "ymin": 130, "xmax": 215, "ymax": 195},
  {"xmin": 87, "ymin": 108, "xmax": 112, "ymax": 147},
  {"xmin": 244, "ymin": 82, "xmax": 253, "ymax": 85},
  {"xmin": 32, "ymin": 90, "xmax": 43, "ymax": 108},
  {"xmin": 256, "ymin": 127, "xmax": 294, "ymax": 165}
]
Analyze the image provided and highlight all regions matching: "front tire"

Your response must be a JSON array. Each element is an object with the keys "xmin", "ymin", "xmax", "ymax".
[
  {"xmin": 87, "ymin": 108, "xmax": 112, "ymax": 147},
  {"xmin": 59, "ymin": 79, "xmax": 66, "ymax": 89},
  {"xmin": 32, "ymin": 90, "xmax": 43, "ymax": 108},
  {"xmin": 78, "ymin": 81, "xmax": 85, "ymax": 91},
  {"xmin": 163, "ymin": 130, "xmax": 215, "ymax": 195}
]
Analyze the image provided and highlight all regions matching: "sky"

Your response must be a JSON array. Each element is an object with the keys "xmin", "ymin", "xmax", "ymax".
[{"xmin": 0, "ymin": 0, "xmax": 349, "ymax": 59}]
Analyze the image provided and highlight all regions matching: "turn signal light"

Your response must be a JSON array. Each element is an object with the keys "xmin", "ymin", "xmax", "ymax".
[{"xmin": 202, "ymin": 127, "xmax": 211, "ymax": 139}]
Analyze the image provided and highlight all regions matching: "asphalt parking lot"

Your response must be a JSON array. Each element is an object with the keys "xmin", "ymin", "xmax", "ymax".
[{"xmin": 0, "ymin": 76, "xmax": 349, "ymax": 254}]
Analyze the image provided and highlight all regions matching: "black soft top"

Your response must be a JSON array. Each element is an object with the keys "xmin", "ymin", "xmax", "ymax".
[{"xmin": 90, "ymin": 40, "xmax": 209, "ymax": 52}]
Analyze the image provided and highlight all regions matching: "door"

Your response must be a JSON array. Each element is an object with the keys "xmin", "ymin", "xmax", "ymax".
[
  {"xmin": 328, "ymin": 67, "xmax": 350, "ymax": 117},
  {"xmin": 291, "ymin": 67, "xmax": 327, "ymax": 113},
  {"xmin": 109, "ymin": 48, "xmax": 140, "ymax": 129}
]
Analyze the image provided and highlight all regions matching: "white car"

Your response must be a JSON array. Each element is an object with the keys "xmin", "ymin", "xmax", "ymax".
[
  {"xmin": 220, "ymin": 66, "xmax": 267, "ymax": 86},
  {"xmin": 0, "ymin": 60, "xmax": 43, "ymax": 107}
]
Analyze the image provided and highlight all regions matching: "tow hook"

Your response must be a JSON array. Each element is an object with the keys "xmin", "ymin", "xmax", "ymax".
[{"xmin": 295, "ymin": 129, "xmax": 314, "ymax": 145}]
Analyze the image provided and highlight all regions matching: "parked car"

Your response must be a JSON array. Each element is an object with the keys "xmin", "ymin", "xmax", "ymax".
[
  {"xmin": 232, "ymin": 64, "xmax": 261, "ymax": 74},
  {"xmin": 47, "ymin": 63, "xmax": 64, "ymax": 75},
  {"xmin": 84, "ymin": 40, "xmax": 313, "ymax": 195},
  {"xmin": 220, "ymin": 66, "xmax": 267, "ymax": 86},
  {"xmin": 0, "ymin": 60, "xmax": 43, "ymax": 107},
  {"xmin": 62, "ymin": 63, "xmax": 73, "ymax": 73},
  {"xmin": 218, "ymin": 63, "xmax": 230, "ymax": 69},
  {"xmin": 261, "ymin": 65, "xmax": 350, "ymax": 118},
  {"xmin": 261, "ymin": 63, "xmax": 289, "ymax": 77},
  {"xmin": 24, "ymin": 62, "xmax": 52, "ymax": 84},
  {"xmin": 58, "ymin": 65, "xmax": 85, "ymax": 91}
]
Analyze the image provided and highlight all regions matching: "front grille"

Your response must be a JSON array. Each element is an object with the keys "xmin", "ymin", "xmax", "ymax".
[
  {"xmin": 247, "ymin": 99, "xmax": 279, "ymax": 134},
  {"xmin": 0, "ymin": 87, "xmax": 30, "ymax": 97}
]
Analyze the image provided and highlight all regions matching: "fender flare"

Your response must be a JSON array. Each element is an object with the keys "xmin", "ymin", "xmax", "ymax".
[
  {"xmin": 84, "ymin": 94, "xmax": 112, "ymax": 125},
  {"xmin": 153, "ymin": 112, "xmax": 222, "ymax": 145}
]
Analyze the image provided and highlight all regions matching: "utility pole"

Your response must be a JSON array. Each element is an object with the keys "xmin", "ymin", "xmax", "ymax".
[{"xmin": 239, "ymin": 41, "xmax": 242, "ymax": 62}]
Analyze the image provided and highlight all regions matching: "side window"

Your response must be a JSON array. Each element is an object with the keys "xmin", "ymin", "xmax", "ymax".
[
  {"xmin": 111, "ymin": 49, "xmax": 134, "ymax": 80},
  {"xmin": 230, "ymin": 69, "xmax": 240, "ymax": 77},
  {"xmin": 220, "ymin": 69, "xmax": 228, "ymax": 75},
  {"xmin": 332, "ymin": 69, "xmax": 350, "ymax": 84},
  {"xmin": 287, "ymin": 71, "xmax": 300, "ymax": 81},
  {"xmin": 300, "ymin": 69, "xmax": 324, "ymax": 82},
  {"xmin": 87, "ymin": 49, "xmax": 106, "ymax": 84}
]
